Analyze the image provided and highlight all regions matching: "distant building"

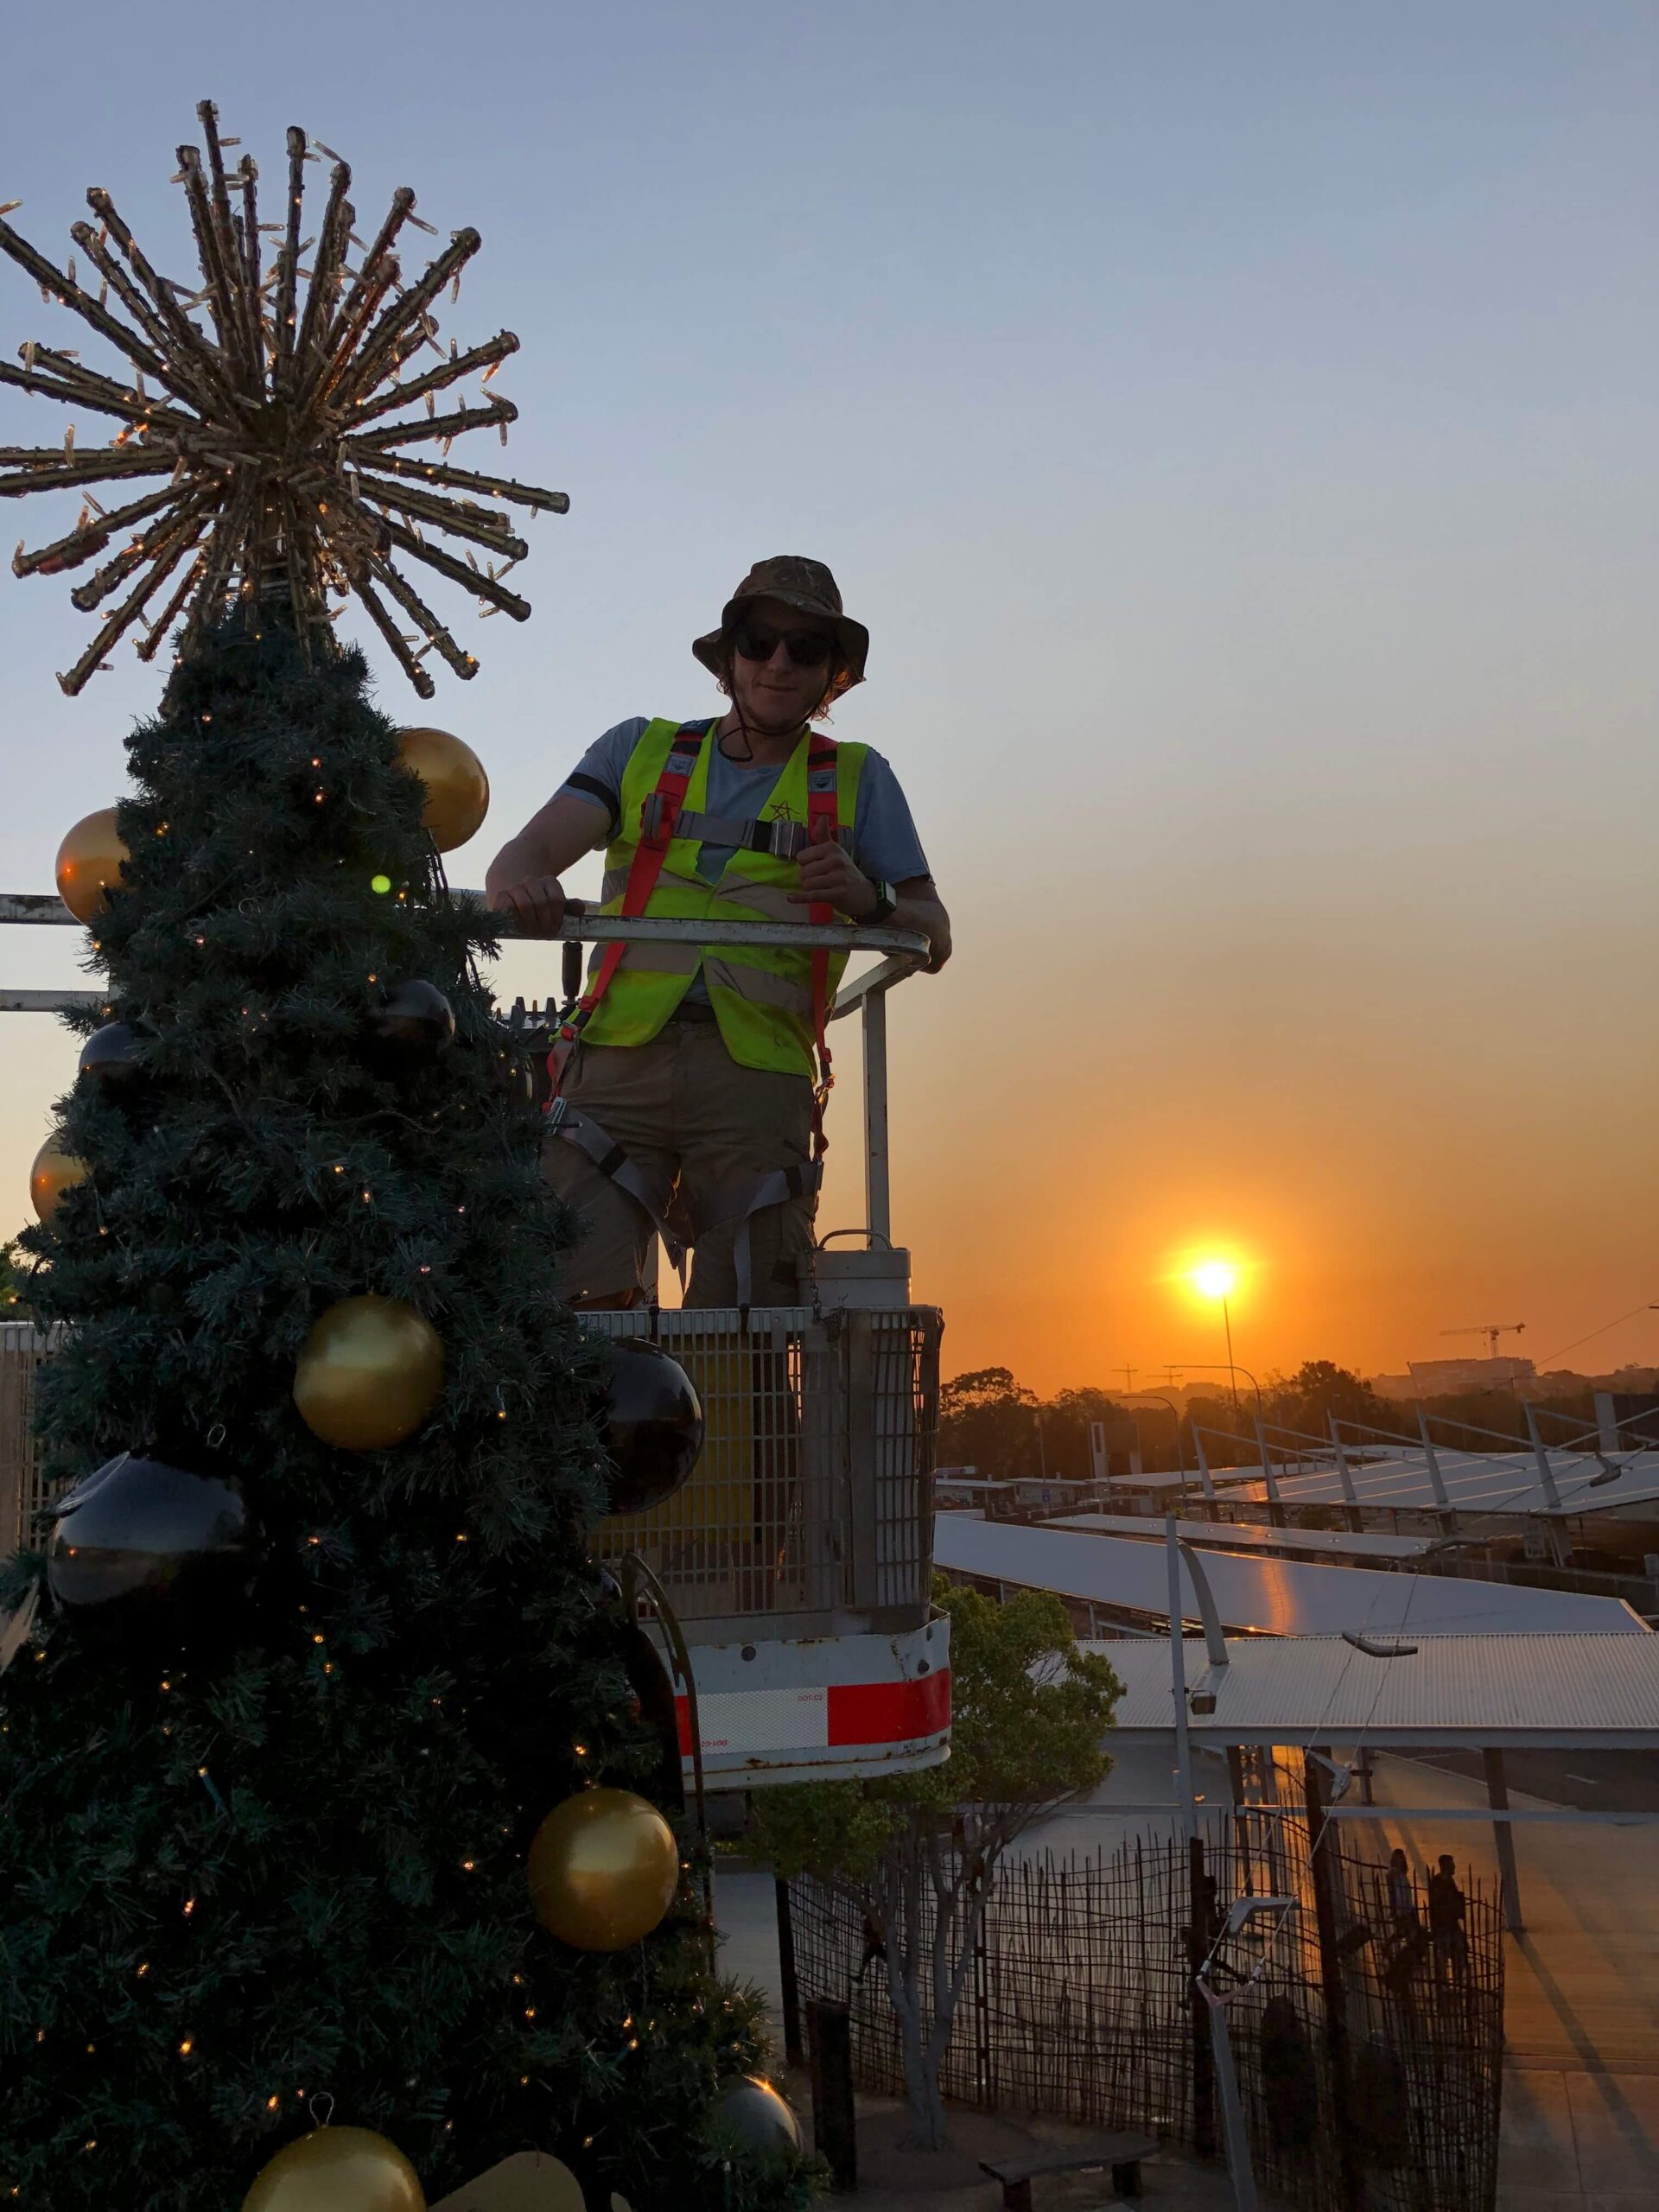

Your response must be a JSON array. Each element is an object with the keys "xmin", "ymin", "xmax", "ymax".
[{"xmin": 1370, "ymin": 1356, "xmax": 1535, "ymax": 1402}]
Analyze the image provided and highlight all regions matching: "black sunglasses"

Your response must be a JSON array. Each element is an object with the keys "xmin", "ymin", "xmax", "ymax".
[{"xmin": 730, "ymin": 620, "xmax": 836, "ymax": 671}]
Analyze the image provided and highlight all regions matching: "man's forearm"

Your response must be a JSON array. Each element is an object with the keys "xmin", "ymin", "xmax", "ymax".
[
  {"xmin": 486, "ymin": 793, "xmax": 610, "ymax": 911},
  {"xmin": 483, "ymin": 834, "xmax": 543, "ymax": 908},
  {"xmin": 890, "ymin": 883, "xmax": 951, "ymax": 972}
]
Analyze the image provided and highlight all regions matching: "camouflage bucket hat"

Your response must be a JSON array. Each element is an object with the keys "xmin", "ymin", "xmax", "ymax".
[{"xmin": 693, "ymin": 555, "xmax": 869, "ymax": 700}]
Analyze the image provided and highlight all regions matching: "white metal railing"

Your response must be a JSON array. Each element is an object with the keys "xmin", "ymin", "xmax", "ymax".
[{"xmin": 0, "ymin": 895, "xmax": 928, "ymax": 1253}]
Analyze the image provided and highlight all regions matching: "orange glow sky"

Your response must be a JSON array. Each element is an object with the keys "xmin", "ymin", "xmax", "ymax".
[{"xmin": 2, "ymin": 7, "xmax": 1657, "ymax": 1395}]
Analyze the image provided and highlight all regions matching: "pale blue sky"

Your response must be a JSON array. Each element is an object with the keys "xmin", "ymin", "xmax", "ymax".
[{"xmin": 1, "ymin": 3, "xmax": 1656, "ymax": 1382}]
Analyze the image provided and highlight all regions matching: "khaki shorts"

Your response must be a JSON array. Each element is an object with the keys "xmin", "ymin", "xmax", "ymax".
[{"xmin": 543, "ymin": 1010, "xmax": 817, "ymax": 1307}]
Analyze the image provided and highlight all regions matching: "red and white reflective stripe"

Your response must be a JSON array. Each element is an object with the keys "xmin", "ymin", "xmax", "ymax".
[{"xmin": 676, "ymin": 1668, "xmax": 950, "ymax": 1758}]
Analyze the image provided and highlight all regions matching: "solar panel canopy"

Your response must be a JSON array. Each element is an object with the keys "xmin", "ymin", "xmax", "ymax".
[{"xmin": 934, "ymin": 1516, "xmax": 1648, "ymax": 1637}]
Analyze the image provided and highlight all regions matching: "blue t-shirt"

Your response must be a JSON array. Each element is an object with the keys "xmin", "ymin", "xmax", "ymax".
[{"xmin": 556, "ymin": 717, "xmax": 930, "ymax": 887}]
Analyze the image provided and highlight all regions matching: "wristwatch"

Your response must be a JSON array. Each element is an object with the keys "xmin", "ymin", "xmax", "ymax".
[{"xmin": 866, "ymin": 880, "xmax": 898, "ymax": 925}]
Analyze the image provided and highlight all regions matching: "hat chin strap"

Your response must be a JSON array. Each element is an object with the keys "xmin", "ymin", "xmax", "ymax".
[{"xmin": 718, "ymin": 696, "xmax": 815, "ymax": 760}]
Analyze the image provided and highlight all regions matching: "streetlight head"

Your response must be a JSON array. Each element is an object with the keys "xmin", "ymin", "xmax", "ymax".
[{"xmin": 1192, "ymin": 1262, "xmax": 1236, "ymax": 1300}]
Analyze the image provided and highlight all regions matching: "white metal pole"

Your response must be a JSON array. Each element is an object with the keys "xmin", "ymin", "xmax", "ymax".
[
  {"xmin": 1166, "ymin": 1516, "xmax": 1197, "ymax": 1845},
  {"xmin": 1415, "ymin": 1406, "xmax": 1457, "ymax": 1533},
  {"xmin": 1251, "ymin": 1410, "xmax": 1283, "ymax": 1514},
  {"xmin": 861, "ymin": 983, "xmax": 891, "ymax": 1246},
  {"xmin": 1202, "ymin": 1987, "xmax": 1261, "ymax": 2212},
  {"xmin": 1522, "ymin": 1399, "xmax": 1563, "ymax": 1511},
  {"xmin": 1192, "ymin": 1426, "xmax": 1217, "ymax": 1507},
  {"xmin": 1327, "ymin": 1412, "xmax": 1363, "ymax": 1532}
]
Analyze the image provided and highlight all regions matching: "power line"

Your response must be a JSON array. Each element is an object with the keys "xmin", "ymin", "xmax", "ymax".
[{"xmin": 1532, "ymin": 1296, "xmax": 1659, "ymax": 1370}]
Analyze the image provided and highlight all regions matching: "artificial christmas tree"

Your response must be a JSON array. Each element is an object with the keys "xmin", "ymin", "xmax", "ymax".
[{"xmin": 0, "ymin": 105, "xmax": 811, "ymax": 2212}]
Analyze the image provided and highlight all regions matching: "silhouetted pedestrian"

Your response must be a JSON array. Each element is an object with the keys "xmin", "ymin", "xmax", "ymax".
[
  {"xmin": 1427, "ymin": 1853, "xmax": 1468, "ymax": 1982},
  {"xmin": 1382, "ymin": 1847, "xmax": 1428, "ymax": 1997},
  {"xmin": 1386, "ymin": 1847, "xmax": 1415, "ymax": 1930}
]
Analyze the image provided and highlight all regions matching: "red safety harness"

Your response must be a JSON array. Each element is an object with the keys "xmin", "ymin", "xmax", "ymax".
[{"xmin": 551, "ymin": 719, "xmax": 841, "ymax": 1163}]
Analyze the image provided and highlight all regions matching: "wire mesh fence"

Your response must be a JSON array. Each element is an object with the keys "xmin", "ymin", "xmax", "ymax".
[
  {"xmin": 0, "ymin": 1324, "xmax": 57, "ymax": 1560},
  {"xmin": 789, "ymin": 1806, "xmax": 1503, "ymax": 2212}
]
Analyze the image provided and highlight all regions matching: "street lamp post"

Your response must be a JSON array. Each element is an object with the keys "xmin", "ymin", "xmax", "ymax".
[
  {"xmin": 1129, "ymin": 1390, "xmax": 1188, "ymax": 1511},
  {"xmin": 1220, "ymin": 1295, "xmax": 1237, "ymax": 1414},
  {"xmin": 1192, "ymin": 1263, "xmax": 1242, "ymax": 1414},
  {"xmin": 1166, "ymin": 1361, "xmax": 1266, "ymax": 1428}
]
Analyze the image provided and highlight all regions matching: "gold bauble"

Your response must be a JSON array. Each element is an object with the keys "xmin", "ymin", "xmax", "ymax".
[
  {"xmin": 55, "ymin": 806, "xmax": 131, "ymax": 925},
  {"xmin": 429, "ymin": 2153, "xmax": 584, "ymax": 2211},
  {"xmin": 242, "ymin": 2126, "xmax": 425, "ymax": 2212},
  {"xmin": 395, "ymin": 727, "xmax": 489, "ymax": 852},
  {"xmin": 528, "ymin": 1787, "xmax": 679, "ymax": 1952},
  {"xmin": 292, "ymin": 1294, "xmax": 444, "ymax": 1452},
  {"xmin": 29, "ymin": 1136, "xmax": 89, "ymax": 1225}
]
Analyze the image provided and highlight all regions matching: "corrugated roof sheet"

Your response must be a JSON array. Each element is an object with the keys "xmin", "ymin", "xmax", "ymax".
[
  {"xmin": 1086, "ymin": 1633, "xmax": 1659, "ymax": 1748},
  {"xmin": 934, "ymin": 1516, "xmax": 1647, "ymax": 1637}
]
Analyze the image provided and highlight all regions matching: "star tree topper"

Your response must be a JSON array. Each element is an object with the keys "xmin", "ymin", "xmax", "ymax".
[{"xmin": 0, "ymin": 101, "xmax": 568, "ymax": 696}]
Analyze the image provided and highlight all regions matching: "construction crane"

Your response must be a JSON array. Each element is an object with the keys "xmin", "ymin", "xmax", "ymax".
[{"xmin": 1441, "ymin": 1322, "xmax": 1527, "ymax": 1357}]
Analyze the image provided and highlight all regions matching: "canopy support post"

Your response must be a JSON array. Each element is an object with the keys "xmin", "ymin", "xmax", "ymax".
[{"xmin": 1483, "ymin": 1747, "xmax": 1525, "ymax": 1935}]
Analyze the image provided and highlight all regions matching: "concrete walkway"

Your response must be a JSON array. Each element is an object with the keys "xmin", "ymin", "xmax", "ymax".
[{"xmin": 1359, "ymin": 1752, "xmax": 1659, "ymax": 2210}]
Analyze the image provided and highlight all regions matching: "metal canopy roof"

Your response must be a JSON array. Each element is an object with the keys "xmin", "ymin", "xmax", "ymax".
[
  {"xmin": 1051, "ymin": 1512, "xmax": 1437, "ymax": 1563},
  {"xmin": 1205, "ymin": 1446, "xmax": 1659, "ymax": 1522},
  {"xmin": 1085, "ymin": 1633, "xmax": 1659, "ymax": 1750},
  {"xmin": 933, "ymin": 1516, "xmax": 1648, "ymax": 1637}
]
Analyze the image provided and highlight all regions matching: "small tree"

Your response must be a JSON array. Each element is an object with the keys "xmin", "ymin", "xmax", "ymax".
[
  {"xmin": 0, "ymin": 1241, "xmax": 23, "ymax": 1317},
  {"xmin": 1267, "ymin": 1359, "xmax": 1390, "ymax": 1438},
  {"xmin": 939, "ymin": 1366, "xmax": 1042, "ymax": 1481},
  {"xmin": 752, "ymin": 1581, "xmax": 1121, "ymax": 2149}
]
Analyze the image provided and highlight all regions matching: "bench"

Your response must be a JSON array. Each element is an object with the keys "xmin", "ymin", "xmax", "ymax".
[{"xmin": 978, "ymin": 2134, "xmax": 1159, "ymax": 2208}]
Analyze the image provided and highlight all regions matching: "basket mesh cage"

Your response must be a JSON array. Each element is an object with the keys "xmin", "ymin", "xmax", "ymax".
[
  {"xmin": 587, "ymin": 1306, "xmax": 941, "ymax": 1628},
  {"xmin": 1, "ymin": 1313, "xmax": 942, "ymax": 1634}
]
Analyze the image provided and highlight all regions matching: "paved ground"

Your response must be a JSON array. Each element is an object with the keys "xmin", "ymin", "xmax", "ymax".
[
  {"xmin": 1398, "ymin": 1746, "xmax": 1659, "ymax": 1816},
  {"xmin": 1361, "ymin": 1753, "xmax": 1659, "ymax": 2210}
]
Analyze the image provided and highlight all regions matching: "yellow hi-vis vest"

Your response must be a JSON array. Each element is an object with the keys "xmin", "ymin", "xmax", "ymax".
[{"xmin": 579, "ymin": 717, "xmax": 868, "ymax": 1077}]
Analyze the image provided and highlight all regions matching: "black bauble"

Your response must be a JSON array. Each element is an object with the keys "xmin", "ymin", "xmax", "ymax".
[
  {"xmin": 77, "ymin": 1020, "xmax": 144, "ymax": 1090},
  {"xmin": 709, "ymin": 2077, "xmax": 802, "ymax": 2156},
  {"xmin": 365, "ymin": 979, "xmax": 455, "ymax": 1069},
  {"xmin": 48, "ymin": 1451, "xmax": 265, "ymax": 1651},
  {"xmin": 601, "ymin": 1340, "xmax": 703, "ymax": 1516}
]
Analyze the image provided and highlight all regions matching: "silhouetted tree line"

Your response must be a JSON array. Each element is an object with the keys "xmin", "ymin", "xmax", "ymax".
[{"xmin": 939, "ymin": 1358, "xmax": 1622, "ymax": 1480}]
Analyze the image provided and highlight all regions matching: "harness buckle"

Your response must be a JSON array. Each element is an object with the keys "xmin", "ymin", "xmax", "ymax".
[{"xmin": 639, "ymin": 791, "xmax": 679, "ymax": 849}]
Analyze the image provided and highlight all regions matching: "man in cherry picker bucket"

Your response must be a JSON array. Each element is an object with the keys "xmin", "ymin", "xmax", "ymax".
[{"xmin": 486, "ymin": 556, "xmax": 951, "ymax": 1307}]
